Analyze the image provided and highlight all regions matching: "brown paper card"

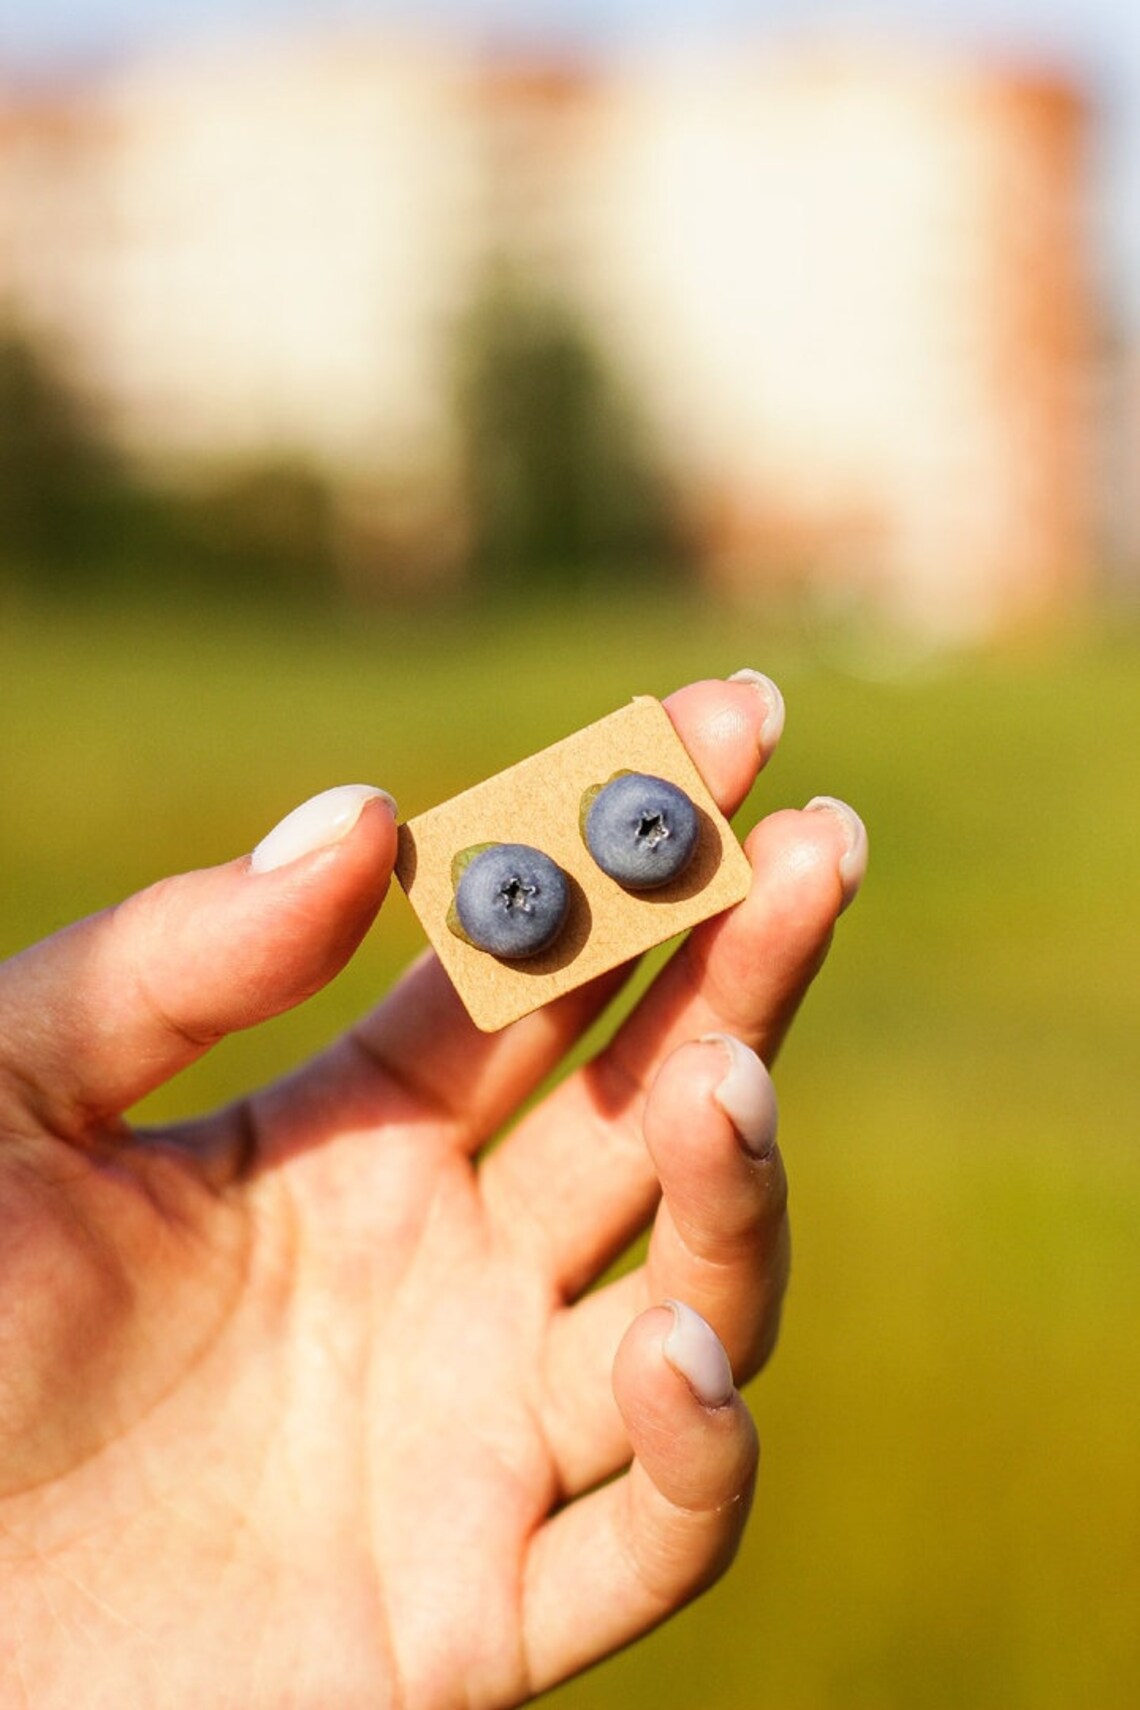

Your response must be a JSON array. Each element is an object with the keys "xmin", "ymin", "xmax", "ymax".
[{"xmin": 394, "ymin": 696, "xmax": 752, "ymax": 1032}]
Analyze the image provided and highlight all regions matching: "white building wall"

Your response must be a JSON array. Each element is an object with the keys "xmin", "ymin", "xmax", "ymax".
[
  {"xmin": 0, "ymin": 36, "xmax": 1095, "ymax": 635},
  {"xmin": 4, "ymin": 37, "xmax": 483, "ymax": 485},
  {"xmin": 573, "ymin": 46, "xmax": 1091, "ymax": 638}
]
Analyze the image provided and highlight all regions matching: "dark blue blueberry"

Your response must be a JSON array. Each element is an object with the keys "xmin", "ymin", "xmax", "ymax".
[
  {"xmin": 583, "ymin": 772, "xmax": 699, "ymax": 890},
  {"xmin": 452, "ymin": 842, "xmax": 570, "ymax": 959}
]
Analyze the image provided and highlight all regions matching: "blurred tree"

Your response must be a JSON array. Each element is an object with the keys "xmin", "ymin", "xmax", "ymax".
[
  {"xmin": 453, "ymin": 267, "xmax": 685, "ymax": 595},
  {"xmin": 0, "ymin": 328, "xmax": 123, "ymax": 578},
  {"xmin": 0, "ymin": 325, "xmax": 338, "ymax": 602},
  {"xmin": 175, "ymin": 459, "xmax": 338, "ymax": 597}
]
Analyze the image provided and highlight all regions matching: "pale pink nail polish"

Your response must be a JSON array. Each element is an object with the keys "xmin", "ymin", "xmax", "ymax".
[
  {"xmin": 663, "ymin": 1299, "xmax": 735, "ymax": 1408},
  {"xmin": 804, "ymin": 795, "xmax": 868, "ymax": 910},
  {"xmin": 728, "ymin": 667, "xmax": 786, "ymax": 749},
  {"xmin": 250, "ymin": 785, "xmax": 396, "ymax": 874},
  {"xmin": 701, "ymin": 1032, "xmax": 779, "ymax": 1158}
]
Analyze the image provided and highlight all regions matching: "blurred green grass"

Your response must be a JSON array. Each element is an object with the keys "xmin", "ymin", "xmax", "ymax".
[{"xmin": 2, "ymin": 587, "xmax": 1139, "ymax": 1708}]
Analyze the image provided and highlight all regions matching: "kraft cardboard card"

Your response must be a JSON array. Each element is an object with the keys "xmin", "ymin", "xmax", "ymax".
[{"xmin": 394, "ymin": 696, "xmax": 752, "ymax": 1031}]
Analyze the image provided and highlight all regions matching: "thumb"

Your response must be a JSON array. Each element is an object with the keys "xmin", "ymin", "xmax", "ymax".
[{"xmin": 0, "ymin": 785, "xmax": 398, "ymax": 1139}]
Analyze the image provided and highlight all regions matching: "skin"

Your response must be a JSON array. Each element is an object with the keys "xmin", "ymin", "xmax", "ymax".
[{"xmin": 0, "ymin": 677, "xmax": 860, "ymax": 1709}]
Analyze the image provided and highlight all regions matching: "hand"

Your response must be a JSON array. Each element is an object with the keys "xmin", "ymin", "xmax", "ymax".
[{"xmin": 0, "ymin": 675, "xmax": 865, "ymax": 1708}]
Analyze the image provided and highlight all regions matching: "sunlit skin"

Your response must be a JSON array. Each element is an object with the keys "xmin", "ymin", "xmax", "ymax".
[{"xmin": 0, "ymin": 677, "xmax": 863, "ymax": 1708}]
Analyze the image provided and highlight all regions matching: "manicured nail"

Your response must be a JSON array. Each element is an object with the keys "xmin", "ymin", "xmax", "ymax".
[
  {"xmin": 804, "ymin": 795, "xmax": 868, "ymax": 911},
  {"xmin": 663, "ymin": 1300, "xmax": 735, "ymax": 1409},
  {"xmin": 250, "ymin": 785, "xmax": 396, "ymax": 874},
  {"xmin": 701, "ymin": 1032, "xmax": 779, "ymax": 1159},
  {"xmin": 728, "ymin": 668, "xmax": 786, "ymax": 749}
]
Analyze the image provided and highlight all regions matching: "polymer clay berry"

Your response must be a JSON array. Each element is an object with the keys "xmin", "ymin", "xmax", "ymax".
[
  {"xmin": 451, "ymin": 842, "xmax": 570, "ymax": 959},
  {"xmin": 582, "ymin": 771, "xmax": 699, "ymax": 890}
]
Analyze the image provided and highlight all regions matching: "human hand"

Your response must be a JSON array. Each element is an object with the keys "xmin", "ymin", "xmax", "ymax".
[{"xmin": 0, "ymin": 675, "xmax": 865, "ymax": 1708}]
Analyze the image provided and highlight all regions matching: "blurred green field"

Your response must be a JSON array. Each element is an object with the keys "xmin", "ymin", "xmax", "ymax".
[{"xmin": 2, "ymin": 587, "xmax": 1139, "ymax": 1708}]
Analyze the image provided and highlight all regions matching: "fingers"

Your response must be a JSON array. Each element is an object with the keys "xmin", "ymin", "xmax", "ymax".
[
  {"xmin": 0, "ymin": 786, "xmax": 398, "ymax": 1140},
  {"xmin": 642, "ymin": 1036, "xmax": 789, "ymax": 1368},
  {"xmin": 481, "ymin": 797, "xmax": 863, "ymax": 1295},
  {"xmin": 540, "ymin": 1035, "xmax": 788, "ymax": 1494},
  {"xmin": 301, "ymin": 673, "xmax": 784, "ymax": 1151},
  {"xmin": 612, "ymin": 792, "xmax": 868, "ymax": 1069},
  {"xmin": 523, "ymin": 1303, "xmax": 758, "ymax": 1696}
]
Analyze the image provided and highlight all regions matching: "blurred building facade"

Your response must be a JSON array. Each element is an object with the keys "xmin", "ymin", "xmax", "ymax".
[
  {"xmin": 576, "ymin": 49, "xmax": 1093, "ymax": 640},
  {"xmin": 0, "ymin": 32, "xmax": 1099, "ymax": 636}
]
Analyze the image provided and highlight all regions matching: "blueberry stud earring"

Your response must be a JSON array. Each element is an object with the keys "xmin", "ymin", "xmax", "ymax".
[
  {"xmin": 448, "ymin": 842, "xmax": 570, "ymax": 959},
  {"xmin": 581, "ymin": 772, "xmax": 699, "ymax": 890}
]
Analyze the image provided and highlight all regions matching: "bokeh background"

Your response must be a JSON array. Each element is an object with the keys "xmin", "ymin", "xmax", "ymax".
[{"xmin": 2, "ymin": 2, "xmax": 1139, "ymax": 1706}]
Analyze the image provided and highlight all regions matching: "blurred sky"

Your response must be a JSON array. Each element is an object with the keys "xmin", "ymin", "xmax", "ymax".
[{"xmin": 3, "ymin": 0, "xmax": 1140, "ymax": 325}]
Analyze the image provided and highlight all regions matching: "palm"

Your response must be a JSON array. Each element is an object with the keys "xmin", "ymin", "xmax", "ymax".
[
  {"xmin": 0, "ymin": 678, "xmax": 862, "ymax": 1707},
  {"xmin": 1, "ymin": 1097, "xmax": 552, "ymax": 1691}
]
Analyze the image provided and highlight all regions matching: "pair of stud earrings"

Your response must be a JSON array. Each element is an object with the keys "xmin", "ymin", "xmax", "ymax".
[{"xmin": 448, "ymin": 771, "xmax": 700, "ymax": 960}]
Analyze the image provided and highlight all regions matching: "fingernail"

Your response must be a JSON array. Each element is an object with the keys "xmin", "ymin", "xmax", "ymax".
[
  {"xmin": 804, "ymin": 795, "xmax": 868, "ymax": 911},
  {"xmin": 701, "ymin": 1033, "xmax": 779, "ymax": 1159},
  {"xmin": 728, "ymin": 668, "xmax": 786, "ymax": 749},
  {"xmin": 250, "ymin": 785, "xmax": 396, "ymax": 874},
  {"xmin": 663, "ymin": 1300, "xmax": 735, "ymax": 1409}
]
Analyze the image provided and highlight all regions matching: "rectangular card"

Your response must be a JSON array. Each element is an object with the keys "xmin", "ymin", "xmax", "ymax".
[{"xmin": 394, "ymin": 696, "xmax": 752, "ymax": 1032}]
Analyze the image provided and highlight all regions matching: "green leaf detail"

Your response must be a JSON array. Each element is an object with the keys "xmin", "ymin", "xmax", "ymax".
[
  {"xmin": 446, "ymin": 898, "xmax": 477, "ymax": 948},
  {"xmin": 450, "ymin": 841, "xmax": 498, "ymax": 890}
]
